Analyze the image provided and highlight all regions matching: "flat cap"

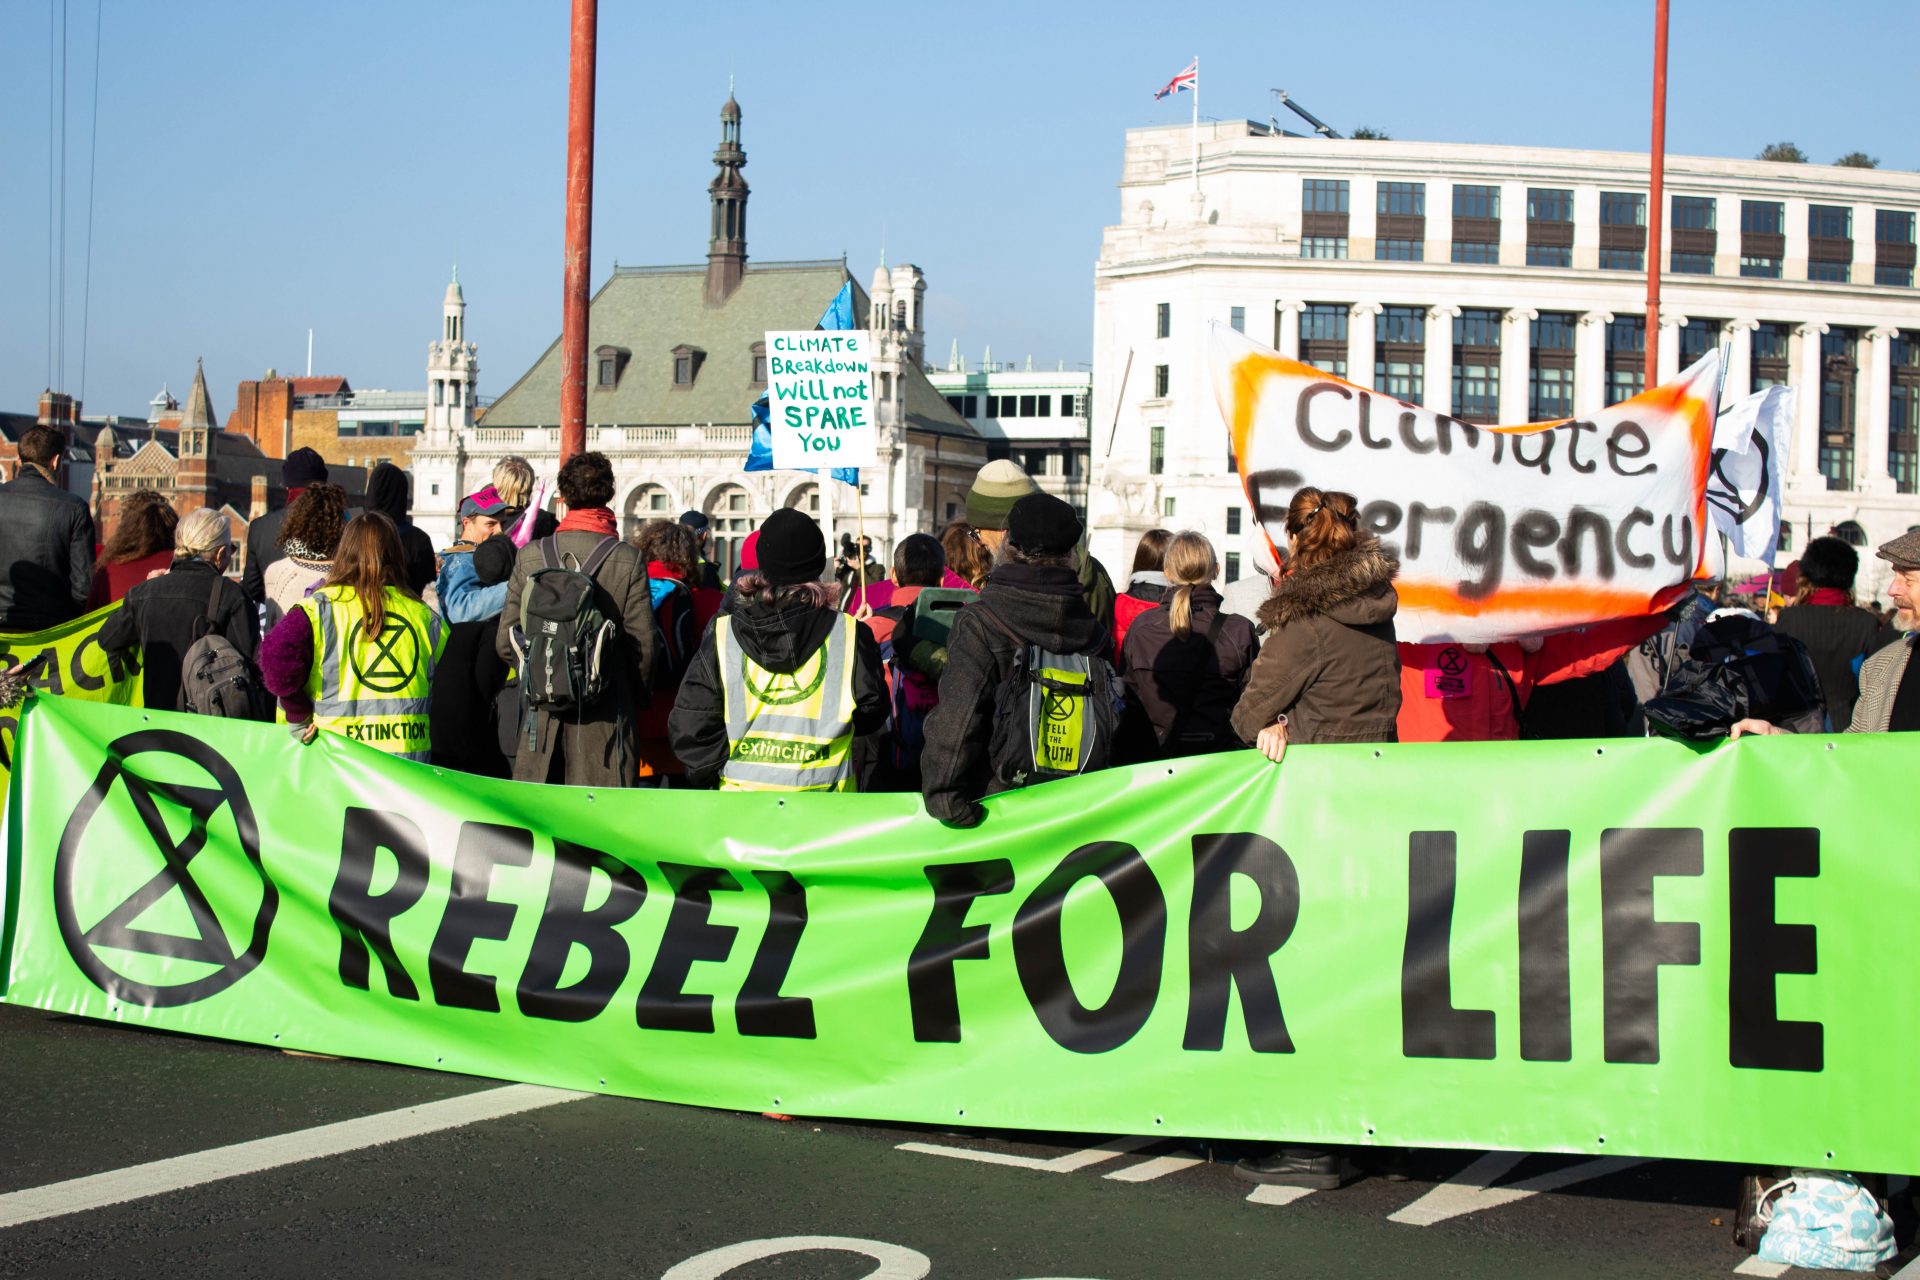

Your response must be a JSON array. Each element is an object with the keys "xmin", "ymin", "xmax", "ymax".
[{"xmin": 1875, "ymin": 527, "xmax": 1920, "ymax": 569}]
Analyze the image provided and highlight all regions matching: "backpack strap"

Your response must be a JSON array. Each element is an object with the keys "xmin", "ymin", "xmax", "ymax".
[
  {"xmin": 191, "ymin": 573, "xmax": 224, "ymax": 642},
  {"xmin": 579, "ymin": 535, "xmax": 620, "ymax": 579},
  {"xmin": 538, "ymin": 535, "xmax": 562, "ymax": 571},
  {"xmin": 976, "ymin": 602, "xmax": 1024, "ymax": 648}
]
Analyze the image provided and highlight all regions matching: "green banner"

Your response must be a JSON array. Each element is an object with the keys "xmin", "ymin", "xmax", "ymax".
[
  {"xmin": 0, "ymin": 603, "xmax": 142, "ymax": 796},
  {"xmin": 5, "ymin": 696, "xmax": 1915, "ymax": 1173}
]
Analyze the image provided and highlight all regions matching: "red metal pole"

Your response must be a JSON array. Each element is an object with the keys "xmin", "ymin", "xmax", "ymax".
[
  {"xmin": 1645, "ymin": 0, "xmax": 1669, "ymax": 387},
  {"xmin": 559, "ymin": 0, "xmax": 597, "ymax": 465}
]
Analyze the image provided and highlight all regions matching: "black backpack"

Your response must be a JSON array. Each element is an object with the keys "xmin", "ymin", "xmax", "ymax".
[
  {"xmin": 509, "ymin": 536, "xmax": 619, "ymax": 749},
  {"xmin": 977, "ymin": 604, "xmax": 1122, "ymax": 790},
  {"xmin": 1643, "ymin": 614, "xmax": 1826, "ymax": 739}
]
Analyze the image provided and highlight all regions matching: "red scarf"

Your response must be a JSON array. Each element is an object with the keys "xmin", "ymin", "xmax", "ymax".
[
  {"xmin": 1806, "ymin": 588, "xmax": 1851, "ymax": 607},
  {"xmin": 556, "ymin": 506, "xmax": 618, "ymax": 537},
  {"xmin": 647, "ymin": 560, "xmax": 688, "ymax": 582}
]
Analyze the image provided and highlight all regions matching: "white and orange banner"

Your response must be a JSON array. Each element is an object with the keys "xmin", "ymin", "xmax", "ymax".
[{"xmin": 1208, "ymin": 323, "xmax": 1720, "ymax": 645}]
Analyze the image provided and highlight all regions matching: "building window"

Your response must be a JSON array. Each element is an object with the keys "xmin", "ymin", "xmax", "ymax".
[
  {"xmin": 1680, "ymin": 318, "xmax": 1720, "ymax": 369},
  {"xmin": 1019, "ymin": 394, "xmax": 1038, "ymax": 416},
  {"xmin": 708, "ymin": 485, "xmax": 755, "ymax": 578},
  {"xmin": 1378, "ymin": 182, "xmax": 1425, "ymax": 216},
  {"xmin": 595, "ymin": 344, "xmax": 629, "ymax": 389},
  {"xmin": 1672, "ymin": 252, "xmax": 1713, "ymax": 275},
  {"xmin": 1599, "ymin": 247, "xmax": 1644, "ymax": 271},
  {"xmin": 597, "ymin": 358, "xmax": 615, "ymax": 386},
  {"xmin": 433, "ymin": 380, "xmax": 444, "ymax": 406},
  {"xmin": 1376, "ymin": 238, "xmax": 1423, "ymax": 262},
  {"xmin": 1063, "ymin": 394, "xmax": 1085, "ymax": 417},
  {"xmin": 1163, "ymin": 496, "xmax": 1177, "ymax": 518},
  {"xmin": 1230, "ymin": 306, "xmax": 1245, "ymax": 333},
  {"xmin": 1752, "ymin": 322, "xmax": 1790, "ymax": 389},
  {"xmin": 1740, "ymin": 200, "xmax": 1785, "ymax": 278},
  {"xmin": 1808, "ymin": 204, "xmax": 1853, "ymax": 283},
  {"xmin": 1526, "ymin": 187, "xmax": 1574, "ymax": 269},
  {"xmin": 1149, "ymin": 426, "xmax": 1165, "ymax": 475},
  {"xmin": 675, "ymin": 356, "xmax": 693, "ymax": 384},
  {"xmin": 1604, "ymin": 315, "xmax": 1645, "ymax": 406},
  {"xmin": 1527, "ymin": 244, "xmax": 1573, "ymax": 268},
  {"xmin": 1530, "ymin": 312, "xmax": 1577, "ymax": 421},
  {"xmin": 1528, "ymin": 188, "xmax": 1573, "ymax": 222},
  {"xmin": 1876, "ymin": 210, "xmax": 1916, "ymax": 288},
  {"xmin": 1224, "ymin": 552, "xmax": 1241, "ymax": 583},
  {"xmin": 1451, "ymin": 184, "xmax": 1500, "ymax": 264},
  {"xmin": 1453, "ymin": 184, "xmax": 1499, "ymax": 220},
  {"xmin": 1819, "ymin": 328, "xmax": 1858, "ymax": 487},
  {"xmin": 1156, "ymin": 302, "xmax": 1171, "ymax": 339},
  {"xmin": 1226, "ymin": 507, "xmax": 1242, "ymax": 535},
  {"xmin": 1891, "ymin": 331, "xmax": 1919, "ymax": 494},
  {"xmin": 1303, "ymin": 179, "xmax": 1349, "ymax": 213},
  {"xmin": 1601, "ymin": 192, "xmax": 1646, "ymax": 227},
  {"xmin": 1300, "ymin": 302, "xmax": 1348, "ymax": 379},
  {"xmin": 1302, "ymin": 236, "xmax": 1349, "ymax": 259},
  {"xmin": 751, "ymin": 341, "xmax": 767, "ymax": 384},
  {"xmin": 1452, "ymin": 308, "xmax": 1501, "ymax": 424},
  {"xmin": 1672, "ymin": 194, "xmax": 1715, "ymax": 231},
  {"xmin": 1153, "ymin": 364, "xmax": 1170, "ymax": 398},
  {"xmin": 1375, "ymin": 305, "xmax": 1425, "ymax": 406},
  {"xmin": 1742, "ymin": 200, "xmax": 1782, "ymax": 235},
  {"xmin": 1741, "ymin": 255, "xmax": 1783, "ymax": 278},
  {"xmin": 622, "ymin": 483, "xmax": 674, "ymax": 539}
]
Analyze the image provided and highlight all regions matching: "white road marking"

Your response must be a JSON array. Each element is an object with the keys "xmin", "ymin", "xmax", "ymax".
[
  {"xmin": 1245, "ymin": 1184, "xmax": 1318, "ymax": 1207},
  {"xmin": 0, "ymin": 1083, "xmax": 589, "ymax": 1231},
  {"xmin": 895, "ymin": 1135, "xmax": 1155, "ymax": 1173},
  {"xmin": 663, "ymin": 1236, "xmax": 932, "ymax": 1280},
  {"xmin": 1103, "ymin": 1153, "xmax": 1204, "ymax": 1183},
  {"xmin": 1732, "ymin": 1259, "xmax": 1790, "ymax": 1277},
  {"xmin": 1388, "ymin": 1152, "xmax": 1648, "ymax": 1226}
]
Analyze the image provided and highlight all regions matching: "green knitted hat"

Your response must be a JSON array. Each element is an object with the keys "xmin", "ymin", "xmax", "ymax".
[{"xmin": 965, "ymin": 459, "xmax": 1040, "ymax": 531}]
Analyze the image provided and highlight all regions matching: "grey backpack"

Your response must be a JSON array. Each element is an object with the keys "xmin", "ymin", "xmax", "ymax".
[{"xmin": 177, "ymin": 577, "xmax": 268, "ymax": 719}]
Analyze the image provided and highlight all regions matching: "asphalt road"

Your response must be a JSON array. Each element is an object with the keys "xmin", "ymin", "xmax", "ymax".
[{"xmin": 0, "ymin": 1003, "xmax": 1909, "ymax": 1279}]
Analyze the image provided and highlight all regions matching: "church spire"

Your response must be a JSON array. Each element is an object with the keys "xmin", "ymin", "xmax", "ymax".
[{"xmin": 705, "ymin": 92, "xmax": 749, "ymax": 305}]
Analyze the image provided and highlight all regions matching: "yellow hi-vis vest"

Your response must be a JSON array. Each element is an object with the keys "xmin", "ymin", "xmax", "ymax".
[
  {"xmin": 296, "ymin": 585, "xmax": 446, "ymax": 763},
  {"xmin": 717, "ymin": 611, "xmax": 857, "ymax": 792}
]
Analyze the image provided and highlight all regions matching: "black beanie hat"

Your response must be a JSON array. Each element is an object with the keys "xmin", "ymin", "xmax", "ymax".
[
  {"xmin": 471, "ymin": 532, "xmax": 517, "ymax": 586},
  {"xmin": 283, "ymin": 447, "xmax": 328, "ymax": 489},
  {"xmin": 1006, "ymin": 492, "xmax": 1083, "ymax": 557},
  {"xmin": 1797, "ymin": 536, "xmax": 1858, "ymax": 590},
  {"xmin": 755, "ymin": 508, "xmax": 827, "ymax": 587}
]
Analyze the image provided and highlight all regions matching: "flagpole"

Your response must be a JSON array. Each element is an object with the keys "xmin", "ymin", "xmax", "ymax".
[
  {"xmin": 1645, "ymin": 0, "xmax": 1669, "ymax": 389},
  {"xmin": 1191, "ymin": 54, "xmax": 1200, "ymax": 196}
]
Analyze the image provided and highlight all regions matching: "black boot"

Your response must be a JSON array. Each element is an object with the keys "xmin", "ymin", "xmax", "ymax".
[{"xmin": 1234, "ymin": 1146, "xmax": 1362, "ymax": 1190}]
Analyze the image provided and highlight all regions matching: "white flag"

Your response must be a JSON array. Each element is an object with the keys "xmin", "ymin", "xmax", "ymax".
[{"xmin": 1706, "ymin": 386, "xmax": 1792, "ymax": 563}]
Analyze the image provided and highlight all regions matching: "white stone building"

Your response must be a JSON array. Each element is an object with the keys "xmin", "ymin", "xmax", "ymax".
[
  {"xmin": 408, "ymin": 98, "xmax": 984, "ymax": 566},
  {"xmin": 1091, "ymin": 122, "xmax": 1920, "ymax": 600},
  {"xmin": 926, "ymin": 356, "xmax": 1092, "ymax": 516}
]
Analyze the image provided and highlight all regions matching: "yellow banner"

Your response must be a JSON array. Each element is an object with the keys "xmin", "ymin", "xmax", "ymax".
[{"xmin": 0, "ymin": 602, "xmax": 143, "ymax": 793}]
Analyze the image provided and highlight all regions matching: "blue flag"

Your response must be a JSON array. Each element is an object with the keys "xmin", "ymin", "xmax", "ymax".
[{"xmin": 744, "ymin": 281, "xmax": 859, "ymax": 486}]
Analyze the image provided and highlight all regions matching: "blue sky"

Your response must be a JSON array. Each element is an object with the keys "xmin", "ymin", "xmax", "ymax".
[{"xmin": 2, "ymin": 0, "xmax": 1913, "ymax": 419}]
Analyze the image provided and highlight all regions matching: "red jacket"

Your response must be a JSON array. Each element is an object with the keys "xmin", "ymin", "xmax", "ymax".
[{"xmin": 1396, "ymin": 613, "xmax": 1666, "ymax": 742}]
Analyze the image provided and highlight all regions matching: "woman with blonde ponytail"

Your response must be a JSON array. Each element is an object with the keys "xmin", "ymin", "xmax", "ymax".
[{"xmin": 1118, "ymin": 531, "xmax": 1260, "ymax": 758}]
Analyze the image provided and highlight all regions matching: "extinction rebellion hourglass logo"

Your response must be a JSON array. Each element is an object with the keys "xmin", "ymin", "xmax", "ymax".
[{"xmin": 54, "ymin": 730, "xmax": 276, "ymax": 1007}]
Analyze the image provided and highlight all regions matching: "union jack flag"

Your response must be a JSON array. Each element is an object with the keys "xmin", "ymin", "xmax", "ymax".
[{"xmin": 1154, "ymin": 60, "xmax": 1197, "ymax": 100}]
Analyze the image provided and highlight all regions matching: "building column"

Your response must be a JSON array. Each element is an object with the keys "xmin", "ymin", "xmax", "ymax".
[
  {"xmin": 1275, "ymin": 300, "xmax": 1302, "ymax": 359},
  {"xmin": 1426, "ymin": 306, "xmax": 1458, "ymax": 415},
  {"xmin": 1500, "ymin": 308, "xmax": 1536, "ymax": 423},
  {"xmin": 1349, "ymin": 303, "xmax": 1381, "ymax": 388},
  {"xmin": 1862, "ymin": 326, "xmax": 1898, "ymax": 494},
  {"xmin": 1657, "ymin": 314, "xmax": 1687, "ymax": 384},
  {"xmin": 1723, "ymin": 318, "xmax": 1759, "ymax": 403},
  {"xmin": 1576, "ymin": 311, "xmax": 1612, "ymax": 414},
  {"xmin": 1791, "ymin": 323, "xmax": 1828, "ymax": 482}
]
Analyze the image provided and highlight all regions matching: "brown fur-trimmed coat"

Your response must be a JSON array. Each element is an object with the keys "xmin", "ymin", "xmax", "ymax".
[{"xmin": 1229, "ymin": 538, "xmax": 1402, "ymax": 745}]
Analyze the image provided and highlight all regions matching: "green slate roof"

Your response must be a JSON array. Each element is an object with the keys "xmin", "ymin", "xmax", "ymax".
[{"xmin": 484, "ymin": 259, "xmax": 974, "ymax": 439}]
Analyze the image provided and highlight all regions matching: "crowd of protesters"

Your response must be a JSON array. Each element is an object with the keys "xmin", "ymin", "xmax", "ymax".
[{"xmin": 2, "ymin": 418, "xmax": 1917, "ymax": 1223}]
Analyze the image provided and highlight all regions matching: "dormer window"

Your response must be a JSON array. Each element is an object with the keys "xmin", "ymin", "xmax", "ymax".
[
  {"xmin": 595, "ymin": 344, "xmax": 630, "ymax": 390},
  {"xmin": 672, "ymin": 344, "xmax": 706, "ymax": 388},
  {"xmin": 751, "ymin": 341, "xmax": 767, "ymax": 384}
]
